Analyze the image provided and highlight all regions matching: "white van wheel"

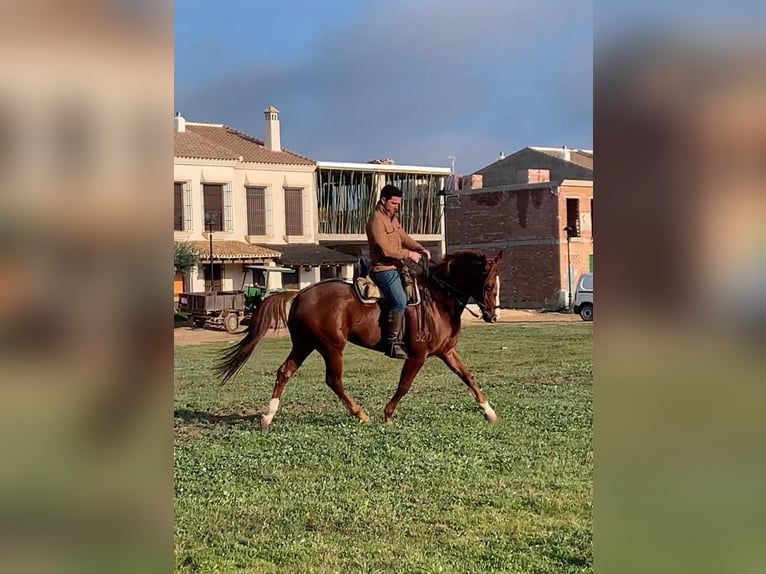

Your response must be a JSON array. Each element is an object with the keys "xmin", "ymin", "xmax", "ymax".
[{"xmin": 579, "ymin": 304, "xmax": 593, "ymax": 321}]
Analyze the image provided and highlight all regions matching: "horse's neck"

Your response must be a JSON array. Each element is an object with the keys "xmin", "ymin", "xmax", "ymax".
[{"xmin": 420, "ymin": 276, "xmax": 465, "ymax": 328}]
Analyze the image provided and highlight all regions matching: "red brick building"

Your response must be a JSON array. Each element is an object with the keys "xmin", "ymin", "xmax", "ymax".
[{"xmin": 446, "ymin": 146, "xmax": 593, "ymax": 309}]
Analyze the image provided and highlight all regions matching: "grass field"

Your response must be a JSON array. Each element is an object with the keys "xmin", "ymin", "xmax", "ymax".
[{"xmin": 174, "ymin": 322, "xmax": 593, "ymax": 573}]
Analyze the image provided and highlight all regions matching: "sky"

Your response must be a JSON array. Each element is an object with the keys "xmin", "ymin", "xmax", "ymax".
[{"xmin": 175, "ymin": 0, "xmax": 593, "ymax": 175}]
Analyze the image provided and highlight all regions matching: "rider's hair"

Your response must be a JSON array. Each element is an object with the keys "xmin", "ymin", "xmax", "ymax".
[{"xmin": 380, "ymin": 184, "xmax": 403, "ymax": 200}]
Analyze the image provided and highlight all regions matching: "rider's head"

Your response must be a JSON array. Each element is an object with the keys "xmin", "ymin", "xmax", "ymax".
[{"xmin": 380, "ymin": 184, "xmax": 403, "ymax": 214}]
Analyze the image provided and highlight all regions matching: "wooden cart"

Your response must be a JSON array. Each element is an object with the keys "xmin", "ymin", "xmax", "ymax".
[{"xmin": 177, "ymin": 265, "xmax": 295, "ymax": 333}]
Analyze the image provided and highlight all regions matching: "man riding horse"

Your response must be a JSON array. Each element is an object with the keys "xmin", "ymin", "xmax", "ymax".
[{"xmin": 365, "ymin": 184, "xmax": 431, "ymax": 359}]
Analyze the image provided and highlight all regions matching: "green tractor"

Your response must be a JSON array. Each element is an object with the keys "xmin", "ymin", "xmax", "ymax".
[{"xmin": 240, "ymin": 265, "xmax": 295, "ymax": 324}]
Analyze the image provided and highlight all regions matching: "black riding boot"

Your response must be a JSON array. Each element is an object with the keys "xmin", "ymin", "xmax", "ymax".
[{"xmin": 386, "ymin": 311, "xmax": 409, "ymax": 360}]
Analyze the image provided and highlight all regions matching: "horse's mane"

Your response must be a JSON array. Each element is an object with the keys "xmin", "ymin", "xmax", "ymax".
[
  {"xmin": 412, "ymin": 250, "xmax": 489, "ymax": 302},
  {"xmin": 430, "ymin": 250, "xmax": 486, "ymax": 275}
]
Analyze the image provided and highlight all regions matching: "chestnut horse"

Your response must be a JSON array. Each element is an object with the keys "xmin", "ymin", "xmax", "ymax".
[{"xmin": 216, "ymin": 250, "xmax": 503, "ymax": 427}]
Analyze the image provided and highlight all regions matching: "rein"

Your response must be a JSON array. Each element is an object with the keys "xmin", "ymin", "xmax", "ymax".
[{"xmin": 417, "ymin": 259, "xmax": 489, "ymax": 318}]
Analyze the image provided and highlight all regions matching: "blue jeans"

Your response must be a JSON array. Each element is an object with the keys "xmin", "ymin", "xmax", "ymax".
[{"xmin": 370, "ymin": 269, "xmax": 407, "ymax": 313}]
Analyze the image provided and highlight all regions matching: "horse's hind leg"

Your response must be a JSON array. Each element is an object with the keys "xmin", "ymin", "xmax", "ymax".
[
  {"xmin": 319, "ymin": 347, "xmax": 369, "ymax": 423},
  {"xmin": 261, "ymin": 342, "xmax": 313, "ymax": 429}
]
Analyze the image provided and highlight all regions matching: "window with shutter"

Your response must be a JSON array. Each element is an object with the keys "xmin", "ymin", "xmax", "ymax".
[
  {"xmin": 183, "ymin": 182, "xmax": 193, "ymax": 231},
  {"xmin": 223, "ymin": 183, "xmax": 233, "ymax": 231},
  {"xmin": 284, "ymin": 188, "xmax": 303, "ymax": 236},
  {"xmin": 246, "ymin": 187, "xmax": 266, "ymax": 235},
  {"xmin": 174, "ymin": 182, "xmax": 184, "ymax": 231},
  {"xmin": 203, "ymin": 184, "xmax": 224, "ymax": 231}
]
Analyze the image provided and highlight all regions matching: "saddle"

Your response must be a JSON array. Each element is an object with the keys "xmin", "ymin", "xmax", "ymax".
[{"xmin": 353, "ymin": 258, "xmax": 420, "ymax": 306}]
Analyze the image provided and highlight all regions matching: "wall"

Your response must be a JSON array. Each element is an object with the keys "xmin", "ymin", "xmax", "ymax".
[
  {"xmin": 557, "ymin": 183, "xmax": 594, "ymax": 306},
  {"xmin": 173, "ymin": 159, "xmax": 317, "ymax": 244},
  {"xmin": 446, "ymin": 182, "xmax": 593, "ymax": 308},
  {"xmin": 174, "ymin": 158, "xmax": 317, "ymax": 293}
]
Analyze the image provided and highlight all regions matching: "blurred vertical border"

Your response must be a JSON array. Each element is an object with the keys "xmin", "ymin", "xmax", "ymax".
[
  {"xmin": 0, "ymin": 1, "xmax": 172, "ymax": 572},
  {"xmin": 596, "ymin": 2, "xmax": 766, "ymax": 573}
]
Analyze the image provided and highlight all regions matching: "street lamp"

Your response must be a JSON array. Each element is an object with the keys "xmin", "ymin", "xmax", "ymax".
[{"xmin": 563, "ymin": 225, "xmax": 575, "ymax": 310}]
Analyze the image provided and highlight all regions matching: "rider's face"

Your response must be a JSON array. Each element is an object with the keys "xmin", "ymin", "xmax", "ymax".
[{"xmin": 382, "ymin": 196, "xmax": 401, "ymax": 214}]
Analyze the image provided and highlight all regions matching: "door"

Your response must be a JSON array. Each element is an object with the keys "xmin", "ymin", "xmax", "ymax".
[
  {"xmin": 203, "ymin": 264, "xmax": 222, "ymax": 292},
  {"xmin": 173, "ymin": 271, "xmax": 184, "ymax": 303}
]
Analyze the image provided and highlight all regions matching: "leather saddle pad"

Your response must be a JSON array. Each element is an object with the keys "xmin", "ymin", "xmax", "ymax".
[{"xmin": 353, "ymin": 275, "xmax": 420, "ymax": 306}]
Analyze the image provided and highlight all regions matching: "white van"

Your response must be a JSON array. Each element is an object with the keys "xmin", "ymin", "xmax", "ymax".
[{"xmin": 573, "ymin": 273, "xmax": 593, "ymax": 321}]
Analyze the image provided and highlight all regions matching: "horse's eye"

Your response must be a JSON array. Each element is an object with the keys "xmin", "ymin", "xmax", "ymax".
[{"xmin": 484, "ymin": 285, "xmax": 492, "ymax": 292}]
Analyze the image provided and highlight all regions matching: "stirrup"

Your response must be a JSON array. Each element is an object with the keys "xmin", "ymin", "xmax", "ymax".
[{"xmin": 387, "ymin": 342, "xmax": 409, "ymax": 360}]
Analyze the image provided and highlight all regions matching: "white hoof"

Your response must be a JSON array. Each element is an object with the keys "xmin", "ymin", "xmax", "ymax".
[
  {"xmin": 480, "ymin": 401, "xmax": 498, "ymax": 423},
  {"xmin": 260, "ymin": 398, "xmax": 279, "ymax": 429}
]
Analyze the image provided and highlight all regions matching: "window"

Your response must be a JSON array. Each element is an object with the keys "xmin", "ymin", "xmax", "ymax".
[
  {"xmin": 246, "ymin": 187, "xmax": 266, "ymax": 235},
  {"xmin": 566, "ymin": 198, "xmax": 580, "ymax": 237},
  {"xmin": 174, "ymin": 182, "xmax": 192, "ymax": 231},
  {"xmin": 174, "ymin": 182, "xmax": 184, "ymax": 231},
  {"xmin": 320, "ymin": 266, "xmax": 340, "ymax": 280},
  {"xmin": 203, "ymin": 184, "xmax": 224, "ymax": 231},
  {"xmin": 284, "ymin": 188, "xmax": 303, "ymax": 236},
  {"xmin": 202, "ymin": 183, "xmax": 232, "ymax": 231},
  {"xmin": 281, "ymin": 268, "xmax": 299, "ymax": 290}
]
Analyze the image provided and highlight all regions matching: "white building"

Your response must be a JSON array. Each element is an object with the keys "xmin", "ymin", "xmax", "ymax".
[{"xmin": 174, "ymin": 107, "xmax": 451, "ymax": 297}]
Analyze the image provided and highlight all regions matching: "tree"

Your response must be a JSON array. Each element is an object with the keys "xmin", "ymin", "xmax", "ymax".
[{"xmin": 174, "ymin": 241, "xmax": 200, "ymax": 276}]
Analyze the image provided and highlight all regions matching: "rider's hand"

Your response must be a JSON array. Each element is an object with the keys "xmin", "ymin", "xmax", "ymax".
[
  {"xmin": 408, "ymin": 250, "xmax": 421, "ymax": 263},
  {"xmin": 420, "ymin": 249, "xmax": 431, "ymax": 260}
]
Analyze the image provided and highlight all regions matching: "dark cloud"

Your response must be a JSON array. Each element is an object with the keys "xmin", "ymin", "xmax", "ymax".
[{"xmin": 175, "ymin": 0, "xmax": 592, "ymax": 173}]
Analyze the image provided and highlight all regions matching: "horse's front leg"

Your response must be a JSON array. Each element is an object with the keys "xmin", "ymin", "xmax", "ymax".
[
  {"xmin": 438, "ymin": 348, "xmax": 498, "ymax": 423},
  {"xmin": 383, "ymin": 356, "xmax": 425, "ymax": 425}
]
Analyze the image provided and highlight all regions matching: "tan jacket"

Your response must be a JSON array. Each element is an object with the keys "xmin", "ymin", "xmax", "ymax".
[{"xmin": 366, "ymin": 203, "xmax": 424, "ymax": 272}]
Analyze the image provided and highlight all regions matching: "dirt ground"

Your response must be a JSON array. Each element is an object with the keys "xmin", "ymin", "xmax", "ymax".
[{"xmin": 174, "ymin": 308, "xmax": 581, "ymax": 347}]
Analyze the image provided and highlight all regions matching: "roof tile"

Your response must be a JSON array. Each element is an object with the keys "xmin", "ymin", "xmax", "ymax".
[
  {"xmin": 174, "ymin": 130, "xmax": 240, "ymax": 161},
  {"xmin": 188, "ymin": 240, "xmax": 282, "ymax": 260},
  {"xmin": 174, "ymin": 124, "xmax": 314, "ymax": 166}
]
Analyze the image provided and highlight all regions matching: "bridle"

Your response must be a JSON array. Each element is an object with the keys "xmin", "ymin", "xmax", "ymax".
[{"xmin": 417, "ymin": 259, "xmax": 495, "ymax": 319}]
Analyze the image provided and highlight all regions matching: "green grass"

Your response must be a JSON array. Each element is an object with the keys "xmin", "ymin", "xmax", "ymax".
[{"xmin": 174, "ymin": 323, "xmax": 593, "ymax": 573}]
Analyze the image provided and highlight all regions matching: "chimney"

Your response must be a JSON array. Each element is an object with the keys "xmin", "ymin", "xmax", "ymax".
[
  {"xmin": 461, "ymin": 174, "xmax": 483, "ymax": 189},
  {"xmin": 174, "ymin": 112, "xmax": 186, "ymax": 133},
  {"xmin": 561, "ymin": 145, "xmax": 571, "ymax": 161},
  {"xmin": 517, "ymin": 169, "xmax": 550, "ymax": 183},
  {"xmin": 264, "ymin": 106, "xmax": 281, "ymax": 151}
]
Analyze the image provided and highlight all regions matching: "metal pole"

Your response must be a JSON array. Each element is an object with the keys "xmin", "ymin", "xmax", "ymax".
[
  {"xmin": 567, "ymin": 235, "xmax": 572, "ymax": 309},
  {"xmin": 207, "ymin": 217, "xmax": 214, "ymax": 292}
]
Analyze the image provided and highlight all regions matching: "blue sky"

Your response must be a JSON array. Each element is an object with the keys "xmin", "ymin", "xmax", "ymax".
[{"xmin": 175, "ymin": 0, "xmax": 593, "ymax": 174}]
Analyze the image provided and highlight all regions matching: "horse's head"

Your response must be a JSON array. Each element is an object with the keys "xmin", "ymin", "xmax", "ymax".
[{"xmin": 442, "ymin": 250, "xmax": 503, "ymax": 323}]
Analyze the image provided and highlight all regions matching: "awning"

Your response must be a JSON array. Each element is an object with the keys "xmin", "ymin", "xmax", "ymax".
[
  {"xmin": 188, "ymin": 240, "xmax": 281, "ymax": 261},
  {"xmin": 244, "ymin": 265, "xmax": 295, "ymax": 273},
  {"xmin": 268, "ymin": 243, "xmax": 358, "ymax": 266}
]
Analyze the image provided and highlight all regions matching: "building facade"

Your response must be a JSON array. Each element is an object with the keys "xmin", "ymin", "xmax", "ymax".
[
  {"xmin": 174, "ymin": 108, "xmax": 332, "ymax": 295},
  {"xmin": 315, "ymin": 160, "xmax": 450, "ymax": 260},
  {"xmin": 174, "ymin": 108, "xmax": 450, "ymax": 298},
  {"xmin": 446, "ymin": 146, "xmax": 593, "ymax": 309}
]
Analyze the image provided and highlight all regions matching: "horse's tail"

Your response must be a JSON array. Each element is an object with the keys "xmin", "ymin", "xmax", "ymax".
[{"xmin": 216, "ymin": 290, "xmax": 298, "ymax": 384}]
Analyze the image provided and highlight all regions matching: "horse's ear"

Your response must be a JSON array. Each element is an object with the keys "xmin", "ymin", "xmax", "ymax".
[
  {"xmin": 485, "ymin": 250, "xmax": 503, "ymax": 272},
  {"xmin": 443, "ymin": 254, "xmax": 453, "ymax": 276}
]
